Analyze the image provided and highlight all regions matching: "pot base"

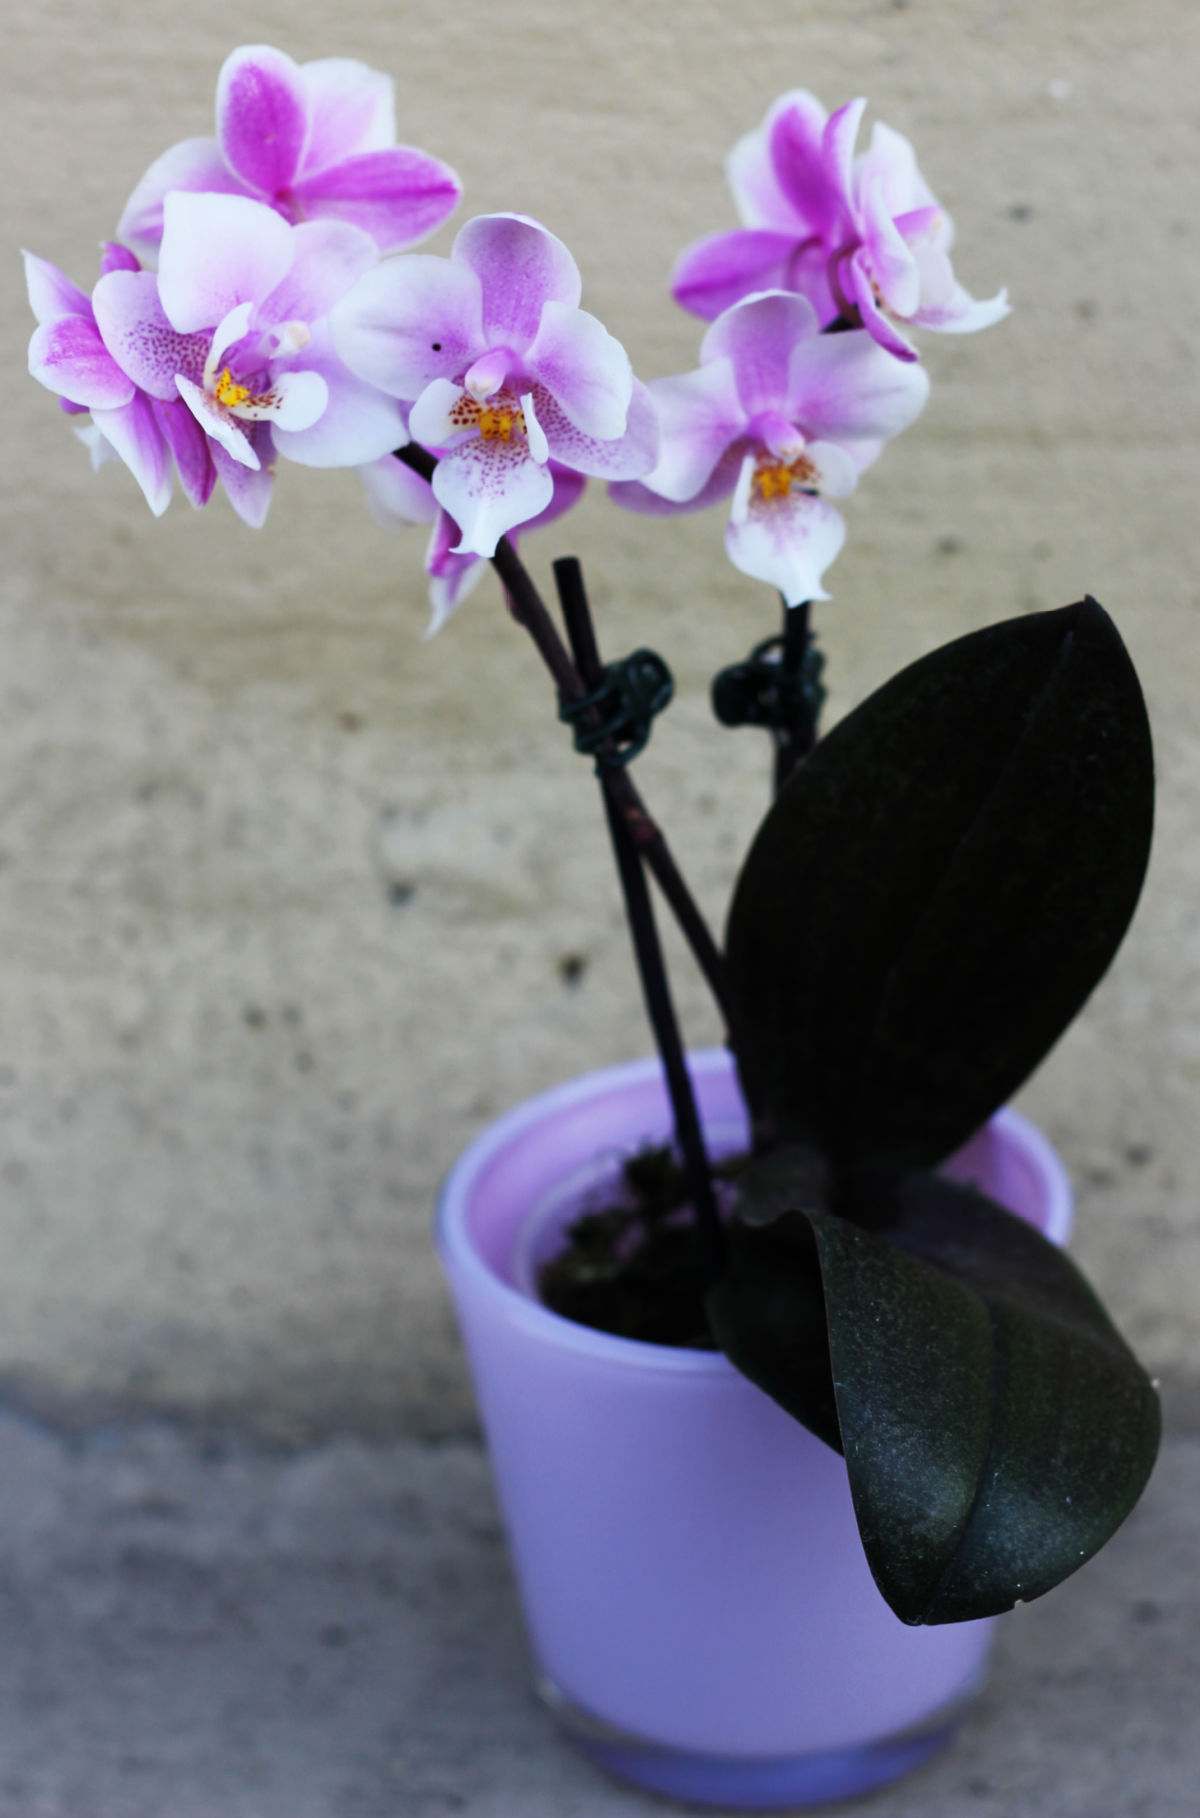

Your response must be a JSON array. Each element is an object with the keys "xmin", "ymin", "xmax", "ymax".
[{"xmin": 537, "ymin": 1673, "xmax": 972, "ymax": 1810}]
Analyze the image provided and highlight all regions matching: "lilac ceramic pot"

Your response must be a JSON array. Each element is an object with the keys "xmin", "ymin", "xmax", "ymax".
[{"xmin": 436, "ymin": 1049, "xmax": 1072, "ymax": 1810}]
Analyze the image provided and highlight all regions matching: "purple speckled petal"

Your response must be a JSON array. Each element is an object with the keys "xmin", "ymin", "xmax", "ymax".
[
  {"xmin": 725, "ymin": 471, "xmax": 845, "ymax": 605},
  {"xmin": 299, "ymin": 57, "xmax": 396, "ymax": 171},
  {"xmin": 671, "ymin": 229, "xmax": 802, "ymax": 323},
  {"xmin": 153, "ymin": 396, "xmax": 217, "ymax": 508},
  {"xmin": 117, "ymin": 137, "xmax": 245, "ymax": 249},
  {"xmin": 28, "ymin": 313, "xmax": 136, "ymax": 409},
  {"xmin": 290, "ymin": 147, "xmax": 461, "ymax": 253},
  {"xmin": 701, "ymin": 291, "xmax": 821, "ymax": 417},
  {"xmin": 92, "ymin": 270, "xmax": 208, "ymax": 400},
  {"xmin": 211, "ymin": 423, "xmax": 275, "ymax": 527},
  {"xmin": 331, "ymin": 254, "xmax": 484, "ymax": 400},
  {"xmin": 216, "ymin": 44, "xmax": 309, "ymax": 196},
  {"xmin": 158, "ymin": 193, "xmax": 294, "ymax": 333},
  {"xmin": 526, "ymin": 301, "xmax": 632, "ymax": 439},
  {"xmin": 453, "ymin": 215, "xmax": 580, "ymax": 350},
  {"xmin": 24, "ymin": 251, "xmax": 91, "ymax": 325},
  {"xmin": 431, "ymin": 437, "xmax": 554, "ymax": 557},
  {"xmin": 408, "ymin": 379, "xmax": 473, "ymax": 451},
  {"xmin": 639, "ymin": 357, "xmax": 744, "ymax": 503},
  {"xmin": 91, "ymin": 391, "xmax": 172, "ymax": 516},
  {"xmin": 532, "ymin": 378, "xmax": 658, "ymax": 481}
]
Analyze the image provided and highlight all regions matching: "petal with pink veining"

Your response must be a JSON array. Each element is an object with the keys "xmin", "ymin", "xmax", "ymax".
[
  {"xmin": 727, "ymin": 97, "xmax": 824, "ymax": 232},
  {"xmin": 24, "ymin": 251, "xmax": 91, "ymax": 324},
  {"xmin": 786, "ymin": 323, "xmax": 928, "ymax": 440},
  {"xmin": 92, "ymin": 270, "xmax": 208, "ymax": 400},
  {"xmin": 299, "ymin": 57, "xmax": 396, "ymax": 171},
  {"xmin": 453, "ymin": 215, "xmax": 581, "ymax": 349},
  {"xmin": 671, "ymin": 229, "xmax": 801, "ymax": 323},
  {"xmin": 28, "ymin": 314, "xmax": 135, "ymax": 409},
  {"xmin": 701, "ymin": 291, "xmax": 821, "ymax": 417},
  {"xmin": 532, "ymin": 379, "xmax": 658, "ymax": 481},
  {"xmin": 331, "ymin": 255, "xmax": 484, "ymax": 400},
  {"xmin": 117, "ymin": 137, "xmax": 244, "ymax": 249},
  {"xmin": 860, "ymin": 173, "xmax": 920, "ymax": 317},
  {"xmin": 290, "ymin": 147, "xmax": 461, "ymax": 253},
  {"xmin": 526, "ymin": 301, "xmax": 632, "ymax": 439},
  {"xmin": 431, "ymin": 437, "xmax": 554, "ymax": 557},
  {"xmin": 639, "ymin": 358, "xmax": 744, "ymax": 502},
  {"xmin": 212, "ymin": 424, "xmax": 274, "ymax": 527},
  {"xmin": 159, "ymin": 193, "xmax": 294, "ymax": 334},
  {"xmin": 260, "ymin": 220, "xmax": 379, "ymax": 326},
  {"xmin": 91, "ymin": 392, "xmax": 172, "ymax": 516},
  {"xmin": 216, "ymin": 44, "xmax": 309, "ymax": 196},
  {"xmin": 725, "ymin": 473, "xmax": 845, "ymax": 605},
  {"xmin": 153, "ymin": 396, "xmax": 217, "ymax": 507}
]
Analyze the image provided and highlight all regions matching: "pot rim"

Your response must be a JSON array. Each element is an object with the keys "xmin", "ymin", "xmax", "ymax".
[{"xmin": 435, "ymin": 1047, "xmax": 1073, "ymax": 1374}]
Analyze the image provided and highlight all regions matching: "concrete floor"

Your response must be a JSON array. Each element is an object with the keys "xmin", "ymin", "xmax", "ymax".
[{"xmin": 1, "ymin": 1401, "xmax": 1196, "ymax": 1818}]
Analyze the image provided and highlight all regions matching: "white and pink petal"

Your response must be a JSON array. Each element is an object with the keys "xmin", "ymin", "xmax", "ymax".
[
  {"xmin": 672, "ymin": 229, "xmax": 803, "ymax": 323},
  {"xmin": 701, "ymin": 291, "xmax": 821, "ymax": 417},
  {"xmin": 116, "ymin": 137, "xmax": 245, "ymax": 249},
  {"xmin": 331, "ymin": 255, "xmax": 484, "ymax": 399},
  {"xmin": 260, "ymin": 220, "xmax": 379, "ymax": 327},
  {"xmin": 175, "ymin": 375, "xmax": 260, "ymax": 468},
  {"xmin": 289, "ymin": 148, "xmax": 461, "ymax": 254},
  {"xmin": 153, "ymin": 396, "xmax": 217, "ymax": 508},
  {"xmin": 453, "ymin": 214, "xmax": 581, "ymax": 350},
  {"xmin": 431, "ymin": 438, "xmax": 554, "ymax": 558},
  {"xmin": 299, "ymin": 56, "xmax": 397, "ymax": 171},
  {"xmin": 358, "ymin": 453, "xmax": 438, "ymax": 527},
  {"xmin": 211, "ymin": 425, "xmax": 274, "ymax": 527},
  {"xmin": 532, "ymin": 379, "xmax": 658, "ymax": 481},
  {"xmin": 725, "ymin": 470, "xmax": 846, "ymax": 605},
  {"xmin": 640, "ymin": 358, "xmax": 745, "ymax": 502},
  {"xmin": 92, "ymin": 270, "xmax": 208, "ymax": 400},
  {"xmin": 526, "ymin": 300, "xmax": 633, "ymax": 440},
  {"xmin": 216, "ymin": 44, "xmax": 310, "ymax": 197},
  {"xmin": 28, "ymin": 313, "xmax": 135, "ymax": 410},
  {"xmin": 273, "ymin": 361, "xmax": 405, "ymax": 466},
  {"xmin": 785, "ymin": 321, "xmax": 928, "ymax": 441},
  {"xmin": 158, "ymin": 193, "xmax": 294, "ymax": 335},
  {"xmin": 23, "ymin": 251, "xmax": 91, "ymax": 324},
  {"xmin": 92, "ymin": 392, "xmax": 172, "ymax": 517}
]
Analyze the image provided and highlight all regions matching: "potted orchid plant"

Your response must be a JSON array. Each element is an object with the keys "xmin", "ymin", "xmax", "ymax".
[{"xmin": 26, "ymin": 46, "xmax": 1159, "ymax": 1811}]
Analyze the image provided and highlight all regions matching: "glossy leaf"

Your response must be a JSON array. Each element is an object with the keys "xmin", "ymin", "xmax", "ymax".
[
  {"xmin": 708, "ymin": 1168, "xmax": 1161, "ymax": 1625},
  {"xmin": 725, "ymin": 598, "xmax": 1154, "ymax": 1167}
]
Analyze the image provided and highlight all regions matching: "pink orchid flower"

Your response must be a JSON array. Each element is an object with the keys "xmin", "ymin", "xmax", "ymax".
[
  {"xmin": 613, "ymin": 291, "xmax": 928, "ymax": 604},
  {"xmin": 119, "ymin": 44, "xmax": 460, "ymax": 255},
  {"xmin": 673, "ymin": 92, "xmax": 1008, "ymax": 361},
  {"xmin": 331, "ymin": 213, "xmax": 658, "ymax": 556},
  {"xmin": 360, "ymin": 455, "xmax": 586, "ymax": 635},
  {"xmin": 26, "ymin": 241, "xmax": 179, "ymax": 516},
  {"xmin": 79, "ymin": 192, "xmax": 406, "ymax": 525}
]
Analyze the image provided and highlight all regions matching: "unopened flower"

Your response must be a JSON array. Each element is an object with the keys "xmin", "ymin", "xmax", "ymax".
[
  {"xmin": 673, "ymin": 91, "xmax": 1007, "ymax": 360},
  {"xmin": 332, "ymin": 213, "xmax": 657, "ymax": 555},
  {"xmin": 360, "ymin": 454, "xmax": 586, "ymax": 635},
  {"xmin": 613, "ymin": 290, "xmax": 928, "ymax": 603},
  {"xmin": 119, "ymin": 43, "xmax": 460, "ymax": 255}
]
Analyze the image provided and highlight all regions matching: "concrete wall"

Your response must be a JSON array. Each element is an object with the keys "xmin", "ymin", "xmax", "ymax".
[{"xmin": 4, "ymin": 0, "xmax": 1197, "ymax": 1440}]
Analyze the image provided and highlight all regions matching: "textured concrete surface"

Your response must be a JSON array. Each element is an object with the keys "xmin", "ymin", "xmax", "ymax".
[
  {"xmin": 4, "ymin": 2, "xmax": 1199, "ymax": 1442},
  {"xmin": 0, "ymin": 1403, "xmax": 1196, "ymax": 1818}
]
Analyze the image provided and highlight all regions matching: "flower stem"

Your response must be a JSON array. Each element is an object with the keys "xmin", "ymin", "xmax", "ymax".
[
  {"xmin": 772, "ymin": 596, "xmax": 820, "ymax": 793},
  {"xmin": 393, "ymin": 443, "xmax": 734, "ymax": 1032},
  {"xmin": 554, "ymin": 556, "xmax": 725, "ymax": 1280}
]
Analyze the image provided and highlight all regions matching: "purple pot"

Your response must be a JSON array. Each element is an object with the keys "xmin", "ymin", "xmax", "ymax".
[{"xmin": 437, "ymin": 1049, "xmax": 1072, "ymax": 1810}]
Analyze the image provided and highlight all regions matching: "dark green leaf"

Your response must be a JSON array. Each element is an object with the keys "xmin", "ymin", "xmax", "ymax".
[
  {"xmin": 710, "ymin": 1169, "xmax": 1160, "ymax": 1625},
  {"xmin": 725, "ymin": 598, "xmax": 1154, "ymax": 1167}
]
